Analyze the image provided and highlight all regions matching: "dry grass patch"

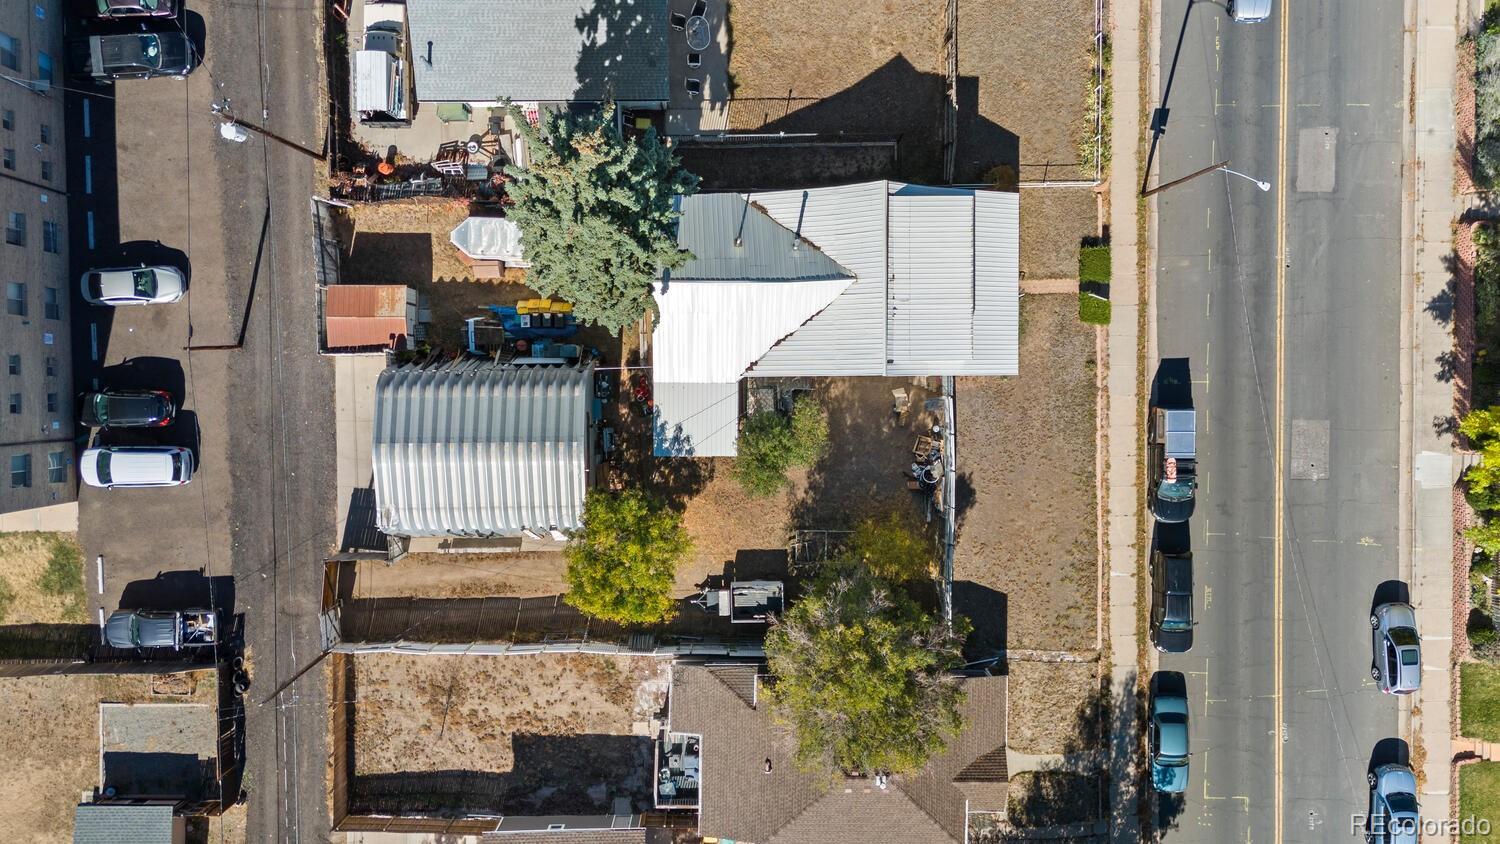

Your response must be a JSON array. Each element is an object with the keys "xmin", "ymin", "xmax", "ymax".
[
  {"xmin": 0, "ymin": 532, "xmax": 86, "ymax": 624},
  {"xmin": 954, "ymin": 294, "xmax": 1098, "ymax": 654},
  {"xmin": 1004, "ymin": 661, "xmax": 1102, "ymax": 755},
  {"xmin": 353, "ymin": 553, "xmax": 570, "ymax": 599},
  {"xmin": 1020, "ymin": 186, "xmax": 1100, "ymax": 280}
]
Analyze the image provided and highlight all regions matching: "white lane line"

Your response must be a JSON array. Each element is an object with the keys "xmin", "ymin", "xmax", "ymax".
[
  {"xmin": 86, "ymin": 211, "xmax": 95, "ymax": 249},
  {"xmin": 82, "ymin": 99, "xmax": 90, "ymax": 138},
  {"xmin": 89, "ymin": 323, "xmax": 98, "ymax": 361},
  {"xmin": 83, "ymin": 155, "xmax": 92, "ymax": 195},
  {"xmin": 95, "ymin": 555, "xmax": 104, "ymax": 594}
]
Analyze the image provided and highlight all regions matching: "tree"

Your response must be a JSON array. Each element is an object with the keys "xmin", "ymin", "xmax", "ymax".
[
  {"xmin": 1462, "ymin": 407, "xmax": 1500, "ymax": 511},
  {"xmin": 503, "ymin": 103, "xmax": 699, "ymax": 333},
  {"xmin": 1469, "ymin": 521, "xmax": 1500, "ymax": 556},
  {"xmin": 564, "ymin": 489, "xmax": 691, "ymax": 625},
  {"xmin": 763, "ymin": 564, "xmax": 968, "ymax": 775},
  {"xmin": 847, "ymin": 512, "xmax": 937, "ymax": 583},
  {"xmin": 733, "ymin": 397, "xmax": 830, "ymax": 496}
]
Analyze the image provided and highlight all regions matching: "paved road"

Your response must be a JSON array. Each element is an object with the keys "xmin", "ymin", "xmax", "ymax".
[
  {"xmin": 64, "ymin": 1, "xmax": 333, "ymax": 841},
  {"xmin": 1151, "ymin": 0, "xmax": 1405, "ymax": 840}
]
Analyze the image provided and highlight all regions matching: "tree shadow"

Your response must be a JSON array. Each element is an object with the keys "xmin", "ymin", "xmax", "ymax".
[
  {"xmin": 570, "ymin": 0, "xmax": 671, "ymax": 105},
  {"xmin": 1427, "ymin": 273, "xmax": 1456, "ymax": 327},
  {"xmin": 954, "ymin": 581, "xmax": 1007, "ymax": 666}
]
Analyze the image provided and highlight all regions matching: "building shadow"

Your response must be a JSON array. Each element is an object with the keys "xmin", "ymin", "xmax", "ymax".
[
  {"xmin": 340, "ymin": 487, "xmax": 387, "ymax": 554},
  {"xmin": 344, "ymin": 232, "xmax": 434, "ymax": 284},
  {"xmin": 103, "ymin": 751, "xmax": 216, "ymax": 801},
  {"xmin": 96, "ymin": 356, "xmax": 187, "ymax": 405}
]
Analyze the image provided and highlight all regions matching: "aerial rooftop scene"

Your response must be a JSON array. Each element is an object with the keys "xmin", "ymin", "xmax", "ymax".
[{"xmin": 0, "ymin": 0, "xmax": 1487, "ymax": 842}]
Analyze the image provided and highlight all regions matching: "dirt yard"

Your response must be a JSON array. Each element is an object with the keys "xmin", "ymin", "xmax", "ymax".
[
  {"xmin": 1020, "ymin": 187, "xmax": 1102, "ymax": 281},
  {"xmin": 0, "ymin": 532, "xmax": 86, "ymax": 624},
  {"xmin": 0, "ymin": 670, "xmax": 218, "ymax": 843},
  {"xmin": 1004, "ymin": 660, "xmax": 1103, "ymax": 755},
  {"xmin": 954, "ymin": 294, "xmax": 1099, "ymax": 655},
  {"xmin": 353, "ymin": 553, "xmax": 570, "ymax": 599},
  {"xmin": 955, "ymin": 0, "xmax": 1097, "ymax": 182},
  {"xmin": 720, "ymin": 0, "xmax": 947, "ymax": 181},
  {"xmin": 352, "ymin": 653, "xmax": 669, "ymax": 816},
  {"xmin": 339, "ymin": 199, "xmax": 627, "ymax": 359},
  {"xmin": 670, "ymin": 377, "xmax": 942, "ymax": 594}
]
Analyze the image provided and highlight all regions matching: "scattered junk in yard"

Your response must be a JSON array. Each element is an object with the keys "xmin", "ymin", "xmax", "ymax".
[
  {"xmin": 655, "ymin": 731, "xmax": 703, "ymax": 809},
  {"xmin": 908, "ymin": 426, "xmax": 946, "ymax": 494},
  {"xmin": 630, "ymin": 372, "xmax": 654, "ymax": 417},
  {"xmin": 354, "ymin": 0, "xmax": 411, "ymax": 127},
  {"xmin": 464, "ymin": 300, "xmax": 587, "ymax": 363},
  {"xmin": 690, "ymin": 580, "xmax": 785, "ymax": 623},
  {"xmin": 104, "ymin": 607, "xmax": 217, "ymax": 651},
  {"xmin": 450, "ymin": 215, "xmax": 530, "ymax": 277},
  {"xmin": 331, "ymin": 132, "xmax": 512, "ymax": 202}
]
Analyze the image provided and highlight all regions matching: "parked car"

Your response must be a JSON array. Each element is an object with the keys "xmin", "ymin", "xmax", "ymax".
[
  {"xmin": 80, "ymin": 446, "xmax": 193, "ymax": 488},
  {"xmin": 80, "ymin": 265, "xmax": 185, "ymax": 306},
  {"xmin": 70, "ymin": 31, "xmax": 195, "ymax": 82},
  {"xmin": 92, "ymin": 0, "xmax": 179, "ymax": 19},
  {"xmin": 79, "ymin": 389, "xmax": 175, "ymax": 428},
  {"xmin": 1150, "ymin": 550, "xmax": 1194, "ymax": 653},
  {"xmin": 1370, "ymin": 602, "xmax": 1422, "ymax": 695},
  {"xmin": 1147, "ymin": 400, "xmax": 1197, "ymax": 523},
  {"xmin": 1365, "ymin": 762, "xmax": 1419, "ymax": 843},
  {"xmin": 1228, "ymin": 0, "xmax": 1272, "ymax": 22},
  {"xmin": 105, "ymin": 608, "xmax": 217, "ymax": 650},
  {"xmin": 1148, "ymin": 672, "xmax": 1190, "ymax": 793}
]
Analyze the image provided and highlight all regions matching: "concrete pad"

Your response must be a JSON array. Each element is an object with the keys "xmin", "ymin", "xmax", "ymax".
[{"xmin": 0, "ymin": 500, "xmax": 78, "ymax": 532}]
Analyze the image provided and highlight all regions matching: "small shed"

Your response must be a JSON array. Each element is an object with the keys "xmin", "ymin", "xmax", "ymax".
[
  {"xmin": 322, "ymin": 284, "xmax": 418, "ymax": 353},
  {"xmin": 450, "ymin": 216, "xmax": 529, "ymax": 277}
]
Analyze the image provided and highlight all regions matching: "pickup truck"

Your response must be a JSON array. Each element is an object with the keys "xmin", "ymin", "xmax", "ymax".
[
  {"xmin": 1147, "ymin": 402, "xmax": 1197, "ymax": 523},
  {"xmin": 105, "ymin": 608, "xmax": 217, "ymax": 650}
]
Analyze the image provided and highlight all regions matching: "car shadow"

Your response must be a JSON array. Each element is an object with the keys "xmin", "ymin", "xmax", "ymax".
[
  {"xmin": 1151, "ymin": 357, "xmax": 1195, "ymax": 409},
  {"xmin": 97, "ymin": 356, "xmax": 186, "ymax": 403},
  {"xmin": 1150, "ymin": 669, "xmax": 1187, "ymax": 699},
  {"xmin": 1368, "ymin": 737, "xmax": 1410, "ymax": 772},
  {"xmin": 118, "ymin": 569, "xmax": 235, "ymax": 617},
  {"xmin": 1153, "ymin": 520, "xmax": 1191, "ymax": 556},
  {"xmin": 1371, "ymin": 580, "xmax": 1411, "ymax": 612}
]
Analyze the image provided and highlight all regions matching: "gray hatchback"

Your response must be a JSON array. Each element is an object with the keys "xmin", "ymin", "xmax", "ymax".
[{"xmin": 1370, "ymin": 602, "xmax": 1421, "ymax": 695}]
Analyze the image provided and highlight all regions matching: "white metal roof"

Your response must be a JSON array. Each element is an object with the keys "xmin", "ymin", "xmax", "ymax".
[
  {"xmin": 653, "ymin": 382, "xmax": 741, "ymax": 457},
  {"xmin": 372, "ymin": 361, "xmax": 592, "ymax": 537},
  {"xmin": 450, "ymin": 216, "xmax": 528, "ymax": 265},
  {"xmin": 355, "ymin": 50, "xmax": 397, "ymax": 114}
]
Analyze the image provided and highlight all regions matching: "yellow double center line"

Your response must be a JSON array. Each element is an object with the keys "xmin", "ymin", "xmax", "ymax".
[{"xmin": 1273, "ymin": 1, "xmax": 1291, "ymax": 842}]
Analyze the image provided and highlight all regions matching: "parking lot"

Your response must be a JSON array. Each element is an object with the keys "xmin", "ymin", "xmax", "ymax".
[{"xmin": 62, "ymin": 0, "xmax": 334, "ymax": 839}]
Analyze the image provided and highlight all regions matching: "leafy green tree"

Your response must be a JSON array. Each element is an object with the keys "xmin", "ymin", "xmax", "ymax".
[
  {"xmin": 847, "ymin": 512, "xmax": 936, "ymax": 583},
  {"xmin": 1462, "ymin": 407, "xmax": 1500, "ymax": 511},
  {"xmin": 1470, "ymin": 521, "xmax": 1500, "ymax": 557},
  {"xmin": 503, "ymin": 103, "xmax": 699, "ymax": 333},
  {"xmin": 763, "ymin": 563, "xmax": 968, "ymax": 775},
  {"xmin": 564, "ymin": 489, "xmax": 691, "ymax": 625},
  {"xmin": 734, "ymin": 397, "xmax": 829, "ymax": 497}
]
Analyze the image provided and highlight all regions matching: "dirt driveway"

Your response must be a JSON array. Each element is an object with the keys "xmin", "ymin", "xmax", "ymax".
[{"xmin": 953, "ymin": 294, "xmax": 1099, "ymax": 655}]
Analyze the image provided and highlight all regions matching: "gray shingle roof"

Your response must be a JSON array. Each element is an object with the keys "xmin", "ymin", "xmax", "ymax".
[
  {"xmin": 668, "ymin": 665, "xmax": 1008, "ymax": 844},
  {"xmin": 481, "ymin": 831, "xmax": 652, "ymax": 844},
  {"xmin": 73, "ymin": 804, "xmax": 175, "ymax": 844},
  {"xmin": 407, "ymin": 0, "xmax": 670, "ymax": 103}
]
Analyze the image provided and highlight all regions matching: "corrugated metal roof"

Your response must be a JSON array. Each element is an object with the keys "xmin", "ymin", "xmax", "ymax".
[
  {"xmin": 406, "ymin": 0, "xmax": 670, "ymax": 103},
  {"xmin": 669, "ymin": 193, "xmax": 852, "ymax": 282},
  {"xmin": 965, "ymin": 190, "xmax": 1021, "ymax": 376},
  {"xmin": 325, "ymin": 284, "xmax": 410, "ymax": 318},
  {"xmin": 886, "ymin": 192, "xmax": 975, "ymax": 367},
  {"xmin": 652, "ymin": 382, "xmax": 740, "ymax": 456},
  {"xmin": 73, "ymin": 804, "xmax": 175, "ymax": 844},
  {"xmin": 372, "ymin": 361, "xmax": 592, "ymax": 537},
  {"xmin": 326, "ymin": 316, "xmax": 411, "ymax": 349}
]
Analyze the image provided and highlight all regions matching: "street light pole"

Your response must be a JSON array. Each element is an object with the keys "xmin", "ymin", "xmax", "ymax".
[{"xmin": 1218, "ymin": 165, "xmax": 1272, "ymax": 191}]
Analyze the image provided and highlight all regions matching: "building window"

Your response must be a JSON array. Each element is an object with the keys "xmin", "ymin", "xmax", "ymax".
[
  {"xmin": 47, "ymin": 451, "xmax": 63, "ymax": 483},
  {"xmin": 10, "ymin": 454, "xmax": 30, "ymax": 488},
  {"xmin": 39, "ymin": 123, "xmax": 49, "ymax": 145},
  {"xmin": 44, "ymin": 356, "xmax": 56, "ymax": 377},
  {"xmin": 8, "ymin": 393, "xmax": 20, "ymax": 414},
  {"xmin": 44, "ymin": 286, "xmax": 58, "ymax": 319},
  {"xmin": 45, "ymin": 392, "xmax": 57, "ymax": 413},
  {"xmin": 42, "ymin": 221, "xmax": 58, "ymax": 253},
  {"xmin": 5, "ymin": 282, "xmax": 24, "ymax": 315},
  {"xmin": 0, "ymin": 33, "xmax": 17, "ymax": 72},
  {"xmin": 35, "ymin": 53, "xmax": 52, "ymax": 93},
  {"xmin": 6, "ymin": 354, "xmax": 18, "ymax": 375},
  {"xmin": 6, "ymin": 212, "xmax": 24, "ymax": 246},
  {"xmin": 0, "ymin": 109, "xmax": 12, "ymax": 130},
  {"xmin": 40, "ymin": 160, "xmax": 51, "ymax": 182},
  {"xmin": 1, "ymin": 149, "xmax": 12, "ymax": 171}
]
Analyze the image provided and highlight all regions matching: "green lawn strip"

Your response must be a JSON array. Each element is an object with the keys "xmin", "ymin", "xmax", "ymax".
[
  {"xmin": 1459, "ymin": 761, "xmax": 1500, "ymax": 841},
  {"xmin": 1462, "ymin": 662, "xmax": 1500, "ymax": 742},
  {"xmin": 1079, "ymin": 291, "xmax": 1111, "ymax": 325}
]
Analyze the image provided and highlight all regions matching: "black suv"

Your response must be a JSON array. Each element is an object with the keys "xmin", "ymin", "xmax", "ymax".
[
  {"xmin": 70, "ymin": 32, "xmax": 195, "ymax": 82},
  {"xmin": 79, "ymin": 389, "xmax": 175, "ymax": 428},
  {"xmin": 1150, "ymin": 550, "xmax": 1194, "ymax": 653}
]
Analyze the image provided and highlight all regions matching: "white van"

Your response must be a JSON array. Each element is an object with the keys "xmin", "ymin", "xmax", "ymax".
[
  {"xmin": 1228, "ymin": 0, "xmax": 1272, "ymax": 22},
  {"xmin": 355, "ymin": 1, "xmax": 409, "ymax": 126},
  {"xmin": 80, "ymin": 446, "xmax": 194, "ymax": 488}
]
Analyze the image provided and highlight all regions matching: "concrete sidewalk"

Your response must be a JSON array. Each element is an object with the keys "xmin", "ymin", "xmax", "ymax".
[
  {"xmin": 1105, "ymin": 0, "xmax": 1145, "ymax": 837},
  {"xmin": 334, "ymin": 354, "xmax": 386, "ymax": 552},
  {"xmin": 1407, "ymin": 0, "xmax": 1467, "ymax": 835}
]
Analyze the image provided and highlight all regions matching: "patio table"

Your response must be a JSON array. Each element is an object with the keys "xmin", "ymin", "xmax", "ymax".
[{"xmin": 685, "ymin": 15, "xmax": 711, "ymax": 51}]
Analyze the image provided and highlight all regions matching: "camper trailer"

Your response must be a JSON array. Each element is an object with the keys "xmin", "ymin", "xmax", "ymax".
[{"xmin": 355, "ymin": 1, "xmax": 411, "ymax": 126}]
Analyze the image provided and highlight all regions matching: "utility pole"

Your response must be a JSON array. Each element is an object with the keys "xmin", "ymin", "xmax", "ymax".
[
  {"xmin": 1141, "ymin": 159, "xmax": 1231, "ymax": 198},
  {"xmin": 211, "ymin": 98, "xmax": 326, "ymax": 162}
]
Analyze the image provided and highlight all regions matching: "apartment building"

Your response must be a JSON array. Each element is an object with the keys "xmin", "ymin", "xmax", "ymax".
[{"xmin": 0, "ymin": 0, "xmax": 74, "ymax": 515}]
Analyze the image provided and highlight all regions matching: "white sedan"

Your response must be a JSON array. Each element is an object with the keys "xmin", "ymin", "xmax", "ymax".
[{"xmin": 80, "ymin": 265, "xmax": 185, "ymax": 305}]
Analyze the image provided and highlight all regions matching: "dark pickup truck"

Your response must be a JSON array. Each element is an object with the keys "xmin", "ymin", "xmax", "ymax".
[
  {"xmin": 71, "ymin": 32, "xmax": 195, "ymax": 82},
  {"xmin": 92, "ymin": 0, "xmax": 179, "ymax": 19},
  {"xmin": 105, "ymin": 608, "xmax": 217, "ymax": 650}
]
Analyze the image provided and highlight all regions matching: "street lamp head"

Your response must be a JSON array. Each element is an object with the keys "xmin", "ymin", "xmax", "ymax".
[{"xmin": 1255, "ymin": 180, "xmax": 1271, "ymax": 192}]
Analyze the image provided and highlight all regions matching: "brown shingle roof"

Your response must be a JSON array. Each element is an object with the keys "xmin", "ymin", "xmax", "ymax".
[{"xmin": 668, "ymin": 666, "xmax": 1008, "ymax": 844}]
